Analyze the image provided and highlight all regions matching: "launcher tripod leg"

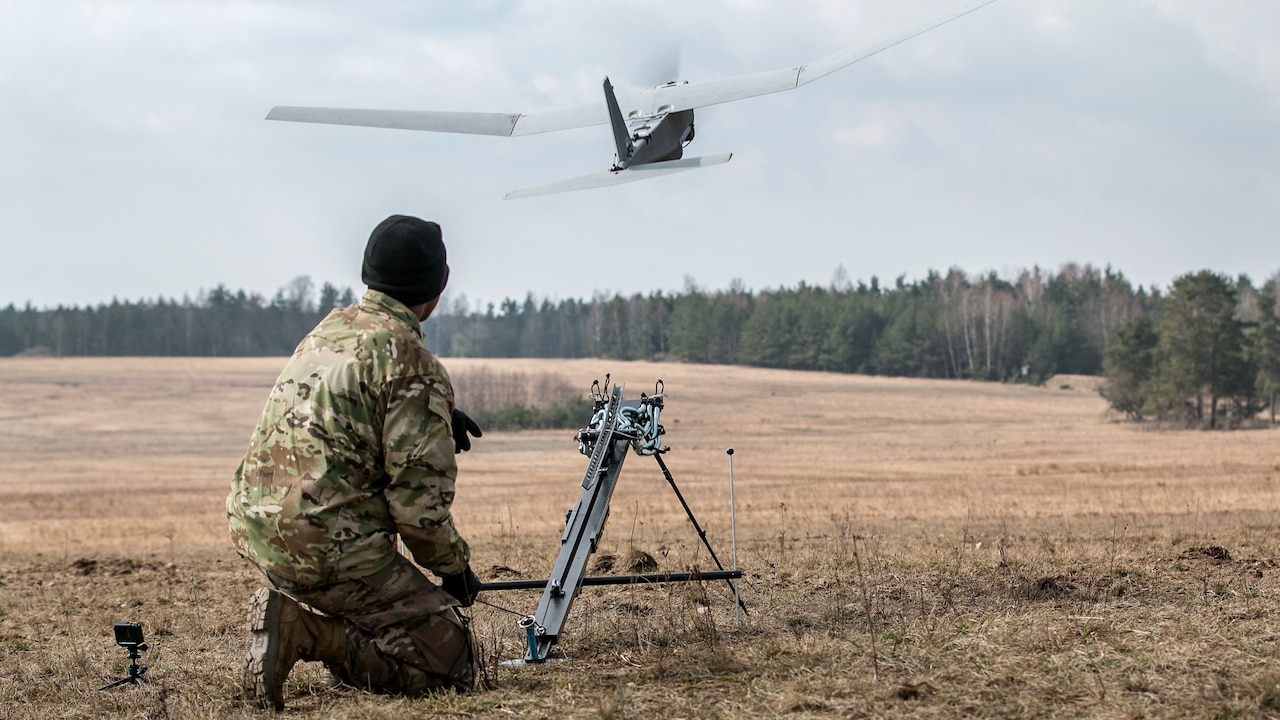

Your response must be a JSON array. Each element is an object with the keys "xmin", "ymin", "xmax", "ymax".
[{"xmin": 653, "ymin": 453, "xmax": 748, "ymax": 615}]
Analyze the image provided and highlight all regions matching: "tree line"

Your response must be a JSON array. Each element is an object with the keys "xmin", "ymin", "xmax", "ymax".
[
  {"xmin": 3, "ymin": 263, "xmax": 1153, "ymax": 381},
  {"xmin": 5, "ymin": 264, "xmax": 1278, "ymax": 428},
  {"xmin": 424, "ymin": 264, "xmax": 1157, "ymax": 383},
  {"xmin": 0, "ymin": 277, "xmax": 355, "ymax": 358}
]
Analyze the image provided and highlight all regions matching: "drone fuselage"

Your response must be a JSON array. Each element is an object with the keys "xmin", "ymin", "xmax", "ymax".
[
  {"xmin": 615, "ymin": 108, "xmax": 693, "ymax": 170},
  {"xmin": 604, "ymin": 77, "xmax": 697, "ymax": 171}
]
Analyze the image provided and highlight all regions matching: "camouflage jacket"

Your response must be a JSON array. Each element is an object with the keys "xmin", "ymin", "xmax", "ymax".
[{"xmin": 227, "ymin": 289, "xmax": 469, "ymax": 586}]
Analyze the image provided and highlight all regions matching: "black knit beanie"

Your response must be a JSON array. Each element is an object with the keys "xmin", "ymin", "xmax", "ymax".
[{"xmin": 361, "ymin": 215, "xmax": 450, "ymax": 306}]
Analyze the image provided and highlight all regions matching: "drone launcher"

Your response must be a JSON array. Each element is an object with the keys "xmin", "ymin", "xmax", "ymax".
[{"xmin": 484, "ymin": 377, "xmax": 744, "ymax": 663}]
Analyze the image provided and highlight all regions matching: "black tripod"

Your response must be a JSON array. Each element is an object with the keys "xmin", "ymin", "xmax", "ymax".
[{"xmin": 98, "ymin": 643, "xmax": 148, "ymax": 690}]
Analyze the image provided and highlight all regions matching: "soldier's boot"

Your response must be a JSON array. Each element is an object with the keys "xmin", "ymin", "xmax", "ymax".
[{"xmin": 242, "ymin": 587, "xmax": 347, "ymax": 711}]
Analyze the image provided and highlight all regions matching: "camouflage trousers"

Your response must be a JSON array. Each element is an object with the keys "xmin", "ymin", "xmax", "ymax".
[{"xmin": 262, "ymin": 554, "xmax": 474, "ymax": 695}]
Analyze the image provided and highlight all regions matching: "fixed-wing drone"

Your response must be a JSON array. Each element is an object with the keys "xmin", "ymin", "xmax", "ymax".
[{"xmin": 267, "ymin": 0, "xmax": 999, "ymax": 199}]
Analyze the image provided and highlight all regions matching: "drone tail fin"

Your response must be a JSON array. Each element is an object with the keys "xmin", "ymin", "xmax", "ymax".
[
  {"xmin": 603, "ymin": 77, "xmax": 633, "ymax": 168},
  {"xmin": 504, "ymin": 153, "xmax": 732, "ymax": 201}
]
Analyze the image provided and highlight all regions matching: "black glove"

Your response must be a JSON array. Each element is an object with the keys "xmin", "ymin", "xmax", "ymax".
[
  {"xmin": 440, "ymin": 566, "xmax": 483, "ymax": 607},
  {"xmin": 451, "ymin": 408, "xmax": 482, "ymax": 453}
]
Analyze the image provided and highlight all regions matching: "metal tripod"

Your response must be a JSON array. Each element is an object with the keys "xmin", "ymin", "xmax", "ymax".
[{"xmin": 98, "ymin": 644, "xmax": 148, "ymax": 690}]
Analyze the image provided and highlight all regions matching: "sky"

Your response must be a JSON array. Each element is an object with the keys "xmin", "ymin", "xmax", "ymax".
[{"xmin": 1, "ymin": 0, "xmax": 1278, "ymax": 310}]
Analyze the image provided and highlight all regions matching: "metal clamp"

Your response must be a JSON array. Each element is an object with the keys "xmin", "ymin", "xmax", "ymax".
[{"xmin": 518, "ymin": 616, "xmax": 546, "ymax": 662}]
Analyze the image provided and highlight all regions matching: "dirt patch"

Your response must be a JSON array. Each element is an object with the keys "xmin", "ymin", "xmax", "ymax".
[
  {"xmin": 1179, "ymin": 546, "xmax": 1233, "ymax": 562},
  {"xmin": 624, "ymin": 549, "xmax": 659, "ymax": 573},
  {"xmin": 1015, "ymin": 575, "xmax": 1078, "ymax": 602}
]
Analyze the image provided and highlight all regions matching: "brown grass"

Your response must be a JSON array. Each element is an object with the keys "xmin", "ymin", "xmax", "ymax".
[{"xmin": 2, "ymin": 357, "xmax": 1280, "ymax": 718}]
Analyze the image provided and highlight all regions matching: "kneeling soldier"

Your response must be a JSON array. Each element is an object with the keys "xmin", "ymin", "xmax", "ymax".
[{"xmin": 227, "ymin": 214, "xmax": 484, "ymax": 710}]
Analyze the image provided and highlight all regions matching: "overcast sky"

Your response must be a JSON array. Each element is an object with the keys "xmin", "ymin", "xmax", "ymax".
[{"xmin": 2, "ymin": 0, "xmax": 1278, "ymax": 310}]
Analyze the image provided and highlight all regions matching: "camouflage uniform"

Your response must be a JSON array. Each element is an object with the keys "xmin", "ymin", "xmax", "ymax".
[{"xmin": 227, "ymin": 289, "xmax": 473, "ymax": 694}]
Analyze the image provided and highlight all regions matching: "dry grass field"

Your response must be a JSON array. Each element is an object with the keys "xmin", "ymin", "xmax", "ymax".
[{"xmin": 2, "ymin": 356, "xmax": 1280, "ymax": 718}]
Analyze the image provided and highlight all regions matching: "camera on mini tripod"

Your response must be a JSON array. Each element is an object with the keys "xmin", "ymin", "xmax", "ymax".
[{"xmin": 99, "ymin": 621, "xmax": 148, "ymax": 690}]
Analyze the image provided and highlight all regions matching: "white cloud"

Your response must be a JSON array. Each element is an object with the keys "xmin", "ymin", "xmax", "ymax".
[
  {"xmin": 833, "ymin": 115, "xmax": 896, "ymax": 152},
  {"xmin": 1036, "ymin": 5, "xmax": 1074, "ymax": 34},
  {"xmin": 1143, "ymin": 0, "xmax": 1280, "ymax": 103}
]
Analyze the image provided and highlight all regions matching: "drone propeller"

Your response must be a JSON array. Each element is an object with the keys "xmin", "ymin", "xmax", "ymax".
[{"xmin": 635, "ymin": 41, "xmax": 682, "ymax": 88}]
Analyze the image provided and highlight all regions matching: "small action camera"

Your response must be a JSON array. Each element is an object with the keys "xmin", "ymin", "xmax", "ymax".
[
  {"xmin": 113, "ymin": 621, "xmax": 145, "ymax": 648},
  {"xmin": 100, "ymin": 621, "xmax": 148, "ymax": 690}
]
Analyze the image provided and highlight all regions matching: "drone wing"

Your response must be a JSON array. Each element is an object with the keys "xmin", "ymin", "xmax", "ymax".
[
  {"xmin": 628, "ymin": 0, "xmax": 1001, "ymax": 116},
  {"xmin": 265, "ymin": 107, "xmax": 523, "ymax": 135},
  {"xmin": 265, "ymin": 103, "xmax": 610, "ymax": 137},
  {"xmin": 266, "ymin": 0, "xmax": 998, "ymax": 136},
  {"xmin": 503, "ymin": 153, "xmax": 733, "ymax": 200}
]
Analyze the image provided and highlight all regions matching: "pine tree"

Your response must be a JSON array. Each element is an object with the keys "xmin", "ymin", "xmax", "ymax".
[
  {"xmin": 1152, "ymin": 271, "xmax": 1249, "ymax": 428},
  {"xmin": 1100, "ymin": 316, "xmax": 1159, "ymax": 419}
]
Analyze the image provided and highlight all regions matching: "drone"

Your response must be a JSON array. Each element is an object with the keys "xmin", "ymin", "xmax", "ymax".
[{"xmin": 267, "ymin": 0, "xmax": 999, "ymax": 199}]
